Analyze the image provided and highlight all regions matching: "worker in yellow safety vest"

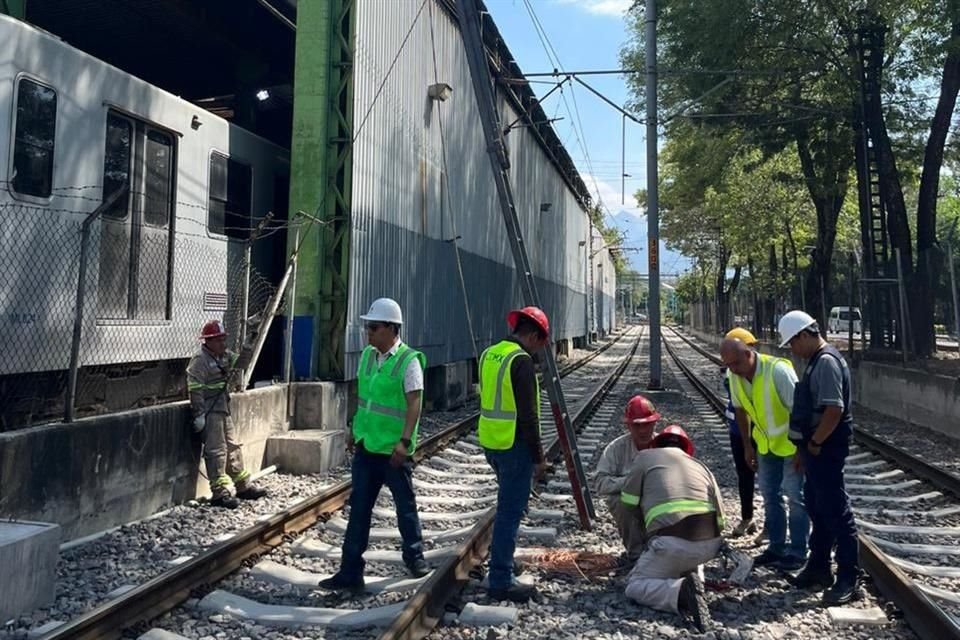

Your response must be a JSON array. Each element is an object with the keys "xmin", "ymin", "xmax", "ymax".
[
  {"xmin": 720, "ymin": 337, "xmax": 807, "ymax": 570},
  {"xmin": 320, "ymin": 298, "xmax": 430, "ymax": 593},
  {"xmin": 478, "ymin": 306, "xmax": 550, "ymax": 604}
]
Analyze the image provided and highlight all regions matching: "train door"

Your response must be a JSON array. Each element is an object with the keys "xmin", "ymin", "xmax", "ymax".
[{"xmin": 97, "ymin": 112, "xmax": 175, "ymax": 321}]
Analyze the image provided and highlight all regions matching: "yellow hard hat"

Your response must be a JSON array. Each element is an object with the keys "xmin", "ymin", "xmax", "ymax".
[{"xmin": 725, "ymin": 327, "xmax": 758, "ymax": 345}]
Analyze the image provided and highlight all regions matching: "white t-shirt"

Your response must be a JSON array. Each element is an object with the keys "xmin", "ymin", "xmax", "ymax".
[{"xmin": 376, "ymin": 339, "xmax": 424, "ymax": 394}]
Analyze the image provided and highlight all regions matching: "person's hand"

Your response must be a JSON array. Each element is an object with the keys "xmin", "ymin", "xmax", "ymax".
[
  {"xmin": 192, "ymin": 416, "xmax": 206, "ymax": 433},
  {"xmin": 534, "ymin": 461, "xmax": 550, "ymax": 481},
  {"xmin": 806, "ymin": 441, "xmax": 822, "ymax": 458},
  {"xmin": 744, "ymin": 443, "xmax": 758, "ymax": 472},
  {"xmin": 390, "ymin": 441, "xmax": 408, "ymax": 468}
]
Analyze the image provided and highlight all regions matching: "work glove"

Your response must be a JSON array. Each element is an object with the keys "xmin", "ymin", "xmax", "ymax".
[{"xmin": 193, "ymin": 415, "xmax": 206, "ymax": 433}]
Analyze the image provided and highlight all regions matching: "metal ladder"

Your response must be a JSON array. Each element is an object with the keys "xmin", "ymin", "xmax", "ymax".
[{"xmin": 455, "ymin": 0, "xmax": 595, "ymax": 528}]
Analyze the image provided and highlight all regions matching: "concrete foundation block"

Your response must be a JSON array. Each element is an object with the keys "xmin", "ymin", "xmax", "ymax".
[
  {"xmin": 0, "ymin": 521, "xmax": 60, "ymax": 620},
  {"xmin": 292, "ymin": 382, "xmax": 349, "ymax": 431},
  {"xmin": 265, "ymin": 429, "xmax": 346, "ymax": 474},
  {"xmin": 425, "ymin": 361, "xmax": 475, "ymax": 411}
]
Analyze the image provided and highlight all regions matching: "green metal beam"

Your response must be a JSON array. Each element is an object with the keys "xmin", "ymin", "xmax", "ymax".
[
  {"xmin": 288, "ymin": 0, "xmax": 355, "ymax": 379},
  {"xmin": 2, "ymin": 0, "xmax": 26, "ymax": 18}
]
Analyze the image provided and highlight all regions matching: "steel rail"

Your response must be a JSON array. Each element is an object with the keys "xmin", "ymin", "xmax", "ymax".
[
  {"xmin": 380, "ymin": 327, "xmax": 645, "ymax": 639},
  {"xmin": 39, "ymin": 331, "xmax": 630, "ymax": 640},
  {"xmin": 661, "ymin": 326, "xmax": 960, "ymax": 640}
]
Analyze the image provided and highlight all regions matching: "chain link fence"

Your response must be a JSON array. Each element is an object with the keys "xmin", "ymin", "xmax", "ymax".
[{"xmin": 0, "ymin": 188, "xmax": 298, "ymax": 431}]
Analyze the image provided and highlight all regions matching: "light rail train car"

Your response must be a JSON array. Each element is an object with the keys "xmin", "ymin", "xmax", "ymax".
[{"xmin": 0, "ymin": 14, "xmax": 290, "ymax": 427}]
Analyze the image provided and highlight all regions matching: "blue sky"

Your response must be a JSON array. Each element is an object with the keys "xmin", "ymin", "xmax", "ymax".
[{"xmin": 485, "ymin": 0, "xmax": 691, "ymax": 277}]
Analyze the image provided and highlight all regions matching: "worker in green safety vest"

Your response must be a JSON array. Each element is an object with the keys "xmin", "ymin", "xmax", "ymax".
[
  {"xmin": 621, "ymin": 425, "xmax": 723, "ymax": 633},
  {"xmin": 478, "ymin": 306, "xmax": 550, "ymax": 604},
  {"xmin": 320, "ymin": 298, "xmax": 430, "ymax": 593},
  {"xmin": 720, "ymin": 337, "xmax": 807, "ymax": 571}
]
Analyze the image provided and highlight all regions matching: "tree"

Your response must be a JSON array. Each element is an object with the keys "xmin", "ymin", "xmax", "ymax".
[{"xmin": 621, "ymin": 0, "xmax": 960, "ymax": 354}]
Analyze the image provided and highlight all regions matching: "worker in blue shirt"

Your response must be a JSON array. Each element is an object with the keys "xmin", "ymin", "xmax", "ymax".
[{"xmin": 778, "ymin": 310, "xmax": 860, "ymax": 605}]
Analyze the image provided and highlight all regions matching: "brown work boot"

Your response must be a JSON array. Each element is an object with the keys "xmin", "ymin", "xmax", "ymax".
[{"xmin": 209, "ymin": 486, "xmax": 239, "ymax": 509}]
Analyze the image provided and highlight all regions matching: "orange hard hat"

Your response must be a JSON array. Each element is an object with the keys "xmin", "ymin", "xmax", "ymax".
[
  {"xmin": 507, "ymin": 306, "xmax": 550, "ymax": 336},
  {"xmin": 624, "ymin": 394, "xmax": 661, "ymax": 425},
  {"xmin": 200, "ymin": 320, "xmax": 227, "ymax": 340},
  {"xmin": 653, "ymin": 424, "xmax": 695, "ymax": 456}
]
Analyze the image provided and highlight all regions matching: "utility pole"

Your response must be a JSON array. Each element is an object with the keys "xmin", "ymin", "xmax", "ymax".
[{"xmin": 646, "ymin": 0, "xmax": 662, "ymax": 389}]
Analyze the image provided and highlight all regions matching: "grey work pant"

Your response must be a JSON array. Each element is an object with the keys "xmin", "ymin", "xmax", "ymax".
[
  {"xmin": 606, "ymin": 495, "xmax": 646, "ymax": 560},
  {"xmin": 203, "ymin": 412, "xmax": 246, "ymax": 489},
  {"xmin": 624, "ymin": 535, "xmax": 722, "ymax": 613}
]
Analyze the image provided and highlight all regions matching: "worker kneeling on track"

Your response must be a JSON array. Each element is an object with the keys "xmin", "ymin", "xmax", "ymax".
[
  {"xmin": 621, "ymin": 426, "xmax": 723, "ymax": 632},
  {"xmin": 595, "ymin": 394, "xmax": 662, "ymax": 561},
  {"xmin": 187, "ymin": 320, "xmax": 267, "ymax": 509}
]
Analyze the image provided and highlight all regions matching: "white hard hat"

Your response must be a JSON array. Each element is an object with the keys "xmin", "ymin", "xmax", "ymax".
[
  {"xmin": 778, "ymin": 310, "xmax": 817, "ymax": 347},
  {"xmin": 360, "ymin": 297, "xmax": 403, "ymax": 325}
]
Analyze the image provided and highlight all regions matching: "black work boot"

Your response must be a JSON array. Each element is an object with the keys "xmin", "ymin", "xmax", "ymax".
[
  {"xmin": 823, "ymin": 573, "xmax": 860, "ymax": 605},
  {"xmin": 235, "ymin": 480, "xmax": 267, "ymax": 500},
  {"xmin": 789, "ymin": 564, "xmax": 833, "ymax": 590},
  {"xmin": 488, "ymin": 583, "xmax": 538, "ymax": 604},
  {"xmin": 209, "ymin": 487, "xmax": 239, "ymax": 509},
  {"xmin": 406, "ymin": 557, "xmax": 431, "ymax": 578},
  {"xmin": 677, "ymin": 573, "xmax": 711, "ymax": 633},
  {"xmin": 318, "ymin": 572, "xmax": 365, "ymax": 594}
]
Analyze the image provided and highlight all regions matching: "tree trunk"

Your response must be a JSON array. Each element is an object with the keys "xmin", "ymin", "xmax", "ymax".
[
  {"xmin": 716, "ymin": 243, "xmax": 730, "ymax": 333},
  {"xmin": 914, "ymin": 10, "xmax": 960, "ymax": 356},
  {"xmin": 795, "ymin": 125, "xmax": 853, "ymax": 329}
]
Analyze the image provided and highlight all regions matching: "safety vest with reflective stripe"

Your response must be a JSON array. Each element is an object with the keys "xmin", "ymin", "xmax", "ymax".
[
  {"xmin": 728, "ymin": 353, "xmax": 796, "ymax": 457},
  {"xmin": 353, "ymin": 343, "xmax": 425, "ymax": 455},
  {"xmin": 477, "ymin": 340, "xmax": 540, "ymax": 450}
]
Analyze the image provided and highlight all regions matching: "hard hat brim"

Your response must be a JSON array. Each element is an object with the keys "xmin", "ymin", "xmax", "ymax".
[
  {"xmin": 628, "ymin": 413, "xmax": 661, "ymax": 425},
  {"xmin": 360, "ymin": 314, "xmax": 402, "ymax": 325}
]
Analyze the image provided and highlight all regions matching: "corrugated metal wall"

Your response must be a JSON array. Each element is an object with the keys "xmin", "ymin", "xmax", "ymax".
[{"xmin": 346, "ymin": 0, "xmax": 607, "ymax": 374}]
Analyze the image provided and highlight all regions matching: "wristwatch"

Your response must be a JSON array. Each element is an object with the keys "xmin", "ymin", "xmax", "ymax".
[{"xmin": 400, "ymin": 438, "xmax": 412, "ymax": 448}]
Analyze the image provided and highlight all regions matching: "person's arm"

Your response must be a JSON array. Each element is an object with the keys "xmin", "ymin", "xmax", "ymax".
[
  {"xmin": 595, "ymin": 441, "xmax": 626, "ymax": 495},
  {"xmin": 730, "ymin": 379, "xmax": 756, "ymax": 470},
  {"xmin": 807, "ymin": 356, "xmax": 845, "ymax": 455},
  {"xmin": 512, "ymin": 355, "xmax": 544, "ymax": 464},
  {"xmin": 391, "ymin": 354, "xmax": 424, "ymax": 467}
]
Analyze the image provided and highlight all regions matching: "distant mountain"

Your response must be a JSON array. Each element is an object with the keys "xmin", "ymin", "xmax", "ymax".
[{"xmin": 608, "ymin": 210, "xmax": 691, "ymax": 278}]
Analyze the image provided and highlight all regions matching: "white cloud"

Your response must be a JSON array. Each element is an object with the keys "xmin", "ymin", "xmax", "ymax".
[
  {"xmin": 580, "ymin": 173, "xmax": 644, "ymax": 218},
  {"xmin": 556, "ymin": 0, "xmax": 633, "ymax": 17}
]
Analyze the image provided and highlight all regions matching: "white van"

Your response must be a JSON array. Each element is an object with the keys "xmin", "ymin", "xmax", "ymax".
[{"xmin": 828, "ymin": 307, "xmax": 862, "ymax": 334}]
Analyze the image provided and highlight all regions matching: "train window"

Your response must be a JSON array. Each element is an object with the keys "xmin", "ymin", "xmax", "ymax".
[
  {"xmin": 12, "ymin": 78, "xmax": 57, "ymax": 198},
  {"xmin": 208, "ymin": 153, "xmax": 252, "ymax": 239},
  {"xmin": 143, "ymin": 129, "xmax": 173, "ymax": 227},
  {"xmin": 103, "ymin": 114, "xmax": 133, "ymax": 218}
]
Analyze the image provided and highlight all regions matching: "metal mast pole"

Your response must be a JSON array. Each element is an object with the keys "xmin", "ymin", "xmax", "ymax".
[{"xmin": 646, "ymin": 0, "xmax": 662, "ymax": 388}]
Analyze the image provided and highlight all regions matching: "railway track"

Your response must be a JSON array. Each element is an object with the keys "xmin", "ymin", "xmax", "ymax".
[
  {"xmin": 661, "ymin": 324, "xmax": 960, "ymax": 640},
  {"xmin": 36, "ymin": 327, "xmax": 642, "ymax": 640}
]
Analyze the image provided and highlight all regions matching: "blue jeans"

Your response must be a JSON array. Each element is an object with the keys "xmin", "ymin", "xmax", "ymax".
[
  {"xmin": 340, "ymin": 446, "xmax": 424, "ymax": 580},
  {"xmin": 485, "ymin": 443, "xmax": 534, "ymax": 590},
  {"xmin": 757, "ymin": 451, "xmax": 808, "ymax": 559},
  {"xmin": 802, "ymin": 438, "xmax": 859, "ymax": 579}
]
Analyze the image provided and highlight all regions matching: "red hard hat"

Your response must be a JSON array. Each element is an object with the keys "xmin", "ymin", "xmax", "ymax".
[
  {"xmin": 624, "ymin": 395, "xmax": 661, "ymax": 425},
  {"xmin": 200, "ymin": 320, "xmax": 227, "ymax": 340},
  {"xmin": 653, "ymin": 425, "xmax": 695, "ymax": 456},
  {"xmin": 506, "ymin": 306, "xmax": 550, "ymax": 336}
]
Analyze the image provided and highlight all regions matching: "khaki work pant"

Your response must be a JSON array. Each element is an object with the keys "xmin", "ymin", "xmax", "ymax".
[
  {"xmin": 607, "ymin": 495, "xmax": 646, "ymax": 560},
  {"xmin": 203, "ymin": 412, "xmax": 247, "ymax": 490},
  {"xmin": 624, "ymin": 535, "xmax": 722, "ymax": 613}
]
